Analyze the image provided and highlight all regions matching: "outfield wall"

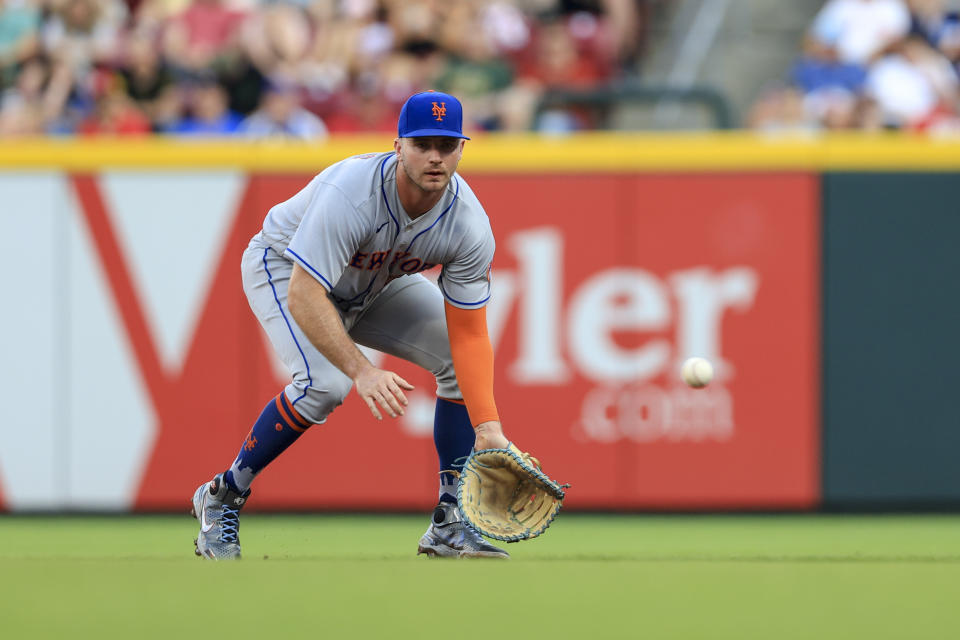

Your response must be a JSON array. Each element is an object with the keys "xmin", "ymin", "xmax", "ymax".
[
  {"xmin": 822, "ymin": 173, "xmax": 960, "ymax": 509},
  {"xmin": 0, "ymin": 134, "xmax": 956, "ymax": 512}
]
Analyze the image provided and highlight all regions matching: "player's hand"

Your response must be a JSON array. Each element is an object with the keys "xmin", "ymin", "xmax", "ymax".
[
  {"xmin": 353, "ymin": 365, "xmax": 414, "ymax": 420},
  {"xmin": 473, "ymin": 420, "xmax": 509, "ymax": 450}
]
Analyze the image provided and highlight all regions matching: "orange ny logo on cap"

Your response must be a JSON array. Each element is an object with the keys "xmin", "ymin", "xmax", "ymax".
[{"xmin": 431, "ymin": 101, "xmax": 446, "ymax": 121}]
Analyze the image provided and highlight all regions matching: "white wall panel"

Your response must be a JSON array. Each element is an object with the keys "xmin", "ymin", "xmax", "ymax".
[
  {"xmin": 100, "ymin": 172, "xmax": 243, "ymax": 374},
  {"xmin": 66, "ymin": 182, "xmax": 156, "ymax": 509},
  {"xmin": 0, "ymin": 174, "xmax": 66, "ymax": 509}
]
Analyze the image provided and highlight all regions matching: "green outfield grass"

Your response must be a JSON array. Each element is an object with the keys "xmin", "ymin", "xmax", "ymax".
[{"xmin": 1, "ymin": 514, "xmax": 958, "ymax": 639}]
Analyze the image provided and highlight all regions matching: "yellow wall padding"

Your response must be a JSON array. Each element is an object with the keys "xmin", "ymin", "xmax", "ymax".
[{"xmin": 1, "ymin": 132, "xmax": 959, "ymax": 172}]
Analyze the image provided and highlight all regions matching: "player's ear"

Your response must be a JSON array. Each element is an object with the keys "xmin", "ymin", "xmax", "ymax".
[{"xmin": 394, "ymin": 137, "xmax": 402, "ymax": 154}]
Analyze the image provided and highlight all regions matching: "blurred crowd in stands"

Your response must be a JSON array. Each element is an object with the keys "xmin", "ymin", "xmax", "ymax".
[
  {"xmin": 750, "ymin": 0, "xmax": 960, "ymax": 133},
  {"xmin": 7, "ymin": 0, "xmax": 955, "ymax": 137},
  {"xmin": 0, "ymin": 0, "xmax": 646, "ymax": 138}
]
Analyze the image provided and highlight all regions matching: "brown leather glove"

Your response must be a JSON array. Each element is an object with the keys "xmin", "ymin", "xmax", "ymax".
[{"xmin": 458, "ymin": 443, "xmax": 569, "ymax": 542}]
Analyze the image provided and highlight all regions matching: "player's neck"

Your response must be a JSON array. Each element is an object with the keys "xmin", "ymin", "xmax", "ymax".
[{"xmin": 396, "ymin": 166, "xmax": 443, "ymax": 218}]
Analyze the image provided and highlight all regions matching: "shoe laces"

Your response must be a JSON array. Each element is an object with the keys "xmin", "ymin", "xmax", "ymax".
[
  {"xmin": 459, "ymin": 521, "xmax": 487, "ymax": 546},
  {"xmin": 219, "ymin": 505, "xmax": 240, "ymax": 543}
]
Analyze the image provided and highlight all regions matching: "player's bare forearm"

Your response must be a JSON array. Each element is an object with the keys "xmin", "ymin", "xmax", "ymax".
[
  {"xmin": 288, "ymin": 264, "xmax": 369, "ymax": 377},
  {"xmin": 473, "ymin": 421, "xmax": 508, "ymax": 450},
  {"xmin": 288, "ymin": 265, "xmax": 412, "ymax": 419}
]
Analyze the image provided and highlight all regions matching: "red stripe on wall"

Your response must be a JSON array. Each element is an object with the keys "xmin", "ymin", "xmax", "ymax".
[
  {"xmin": 71, "ymin": 175, "xmax": 173, "ymax": 413},
  {"xmin": 131, "ymin": 175, "xmax": 311, "ymax": 509}
]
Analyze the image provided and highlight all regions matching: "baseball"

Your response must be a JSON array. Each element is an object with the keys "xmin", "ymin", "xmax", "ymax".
[{"xmin": 681, "ymin": 357, "xmax": 714, "ymax": 388}]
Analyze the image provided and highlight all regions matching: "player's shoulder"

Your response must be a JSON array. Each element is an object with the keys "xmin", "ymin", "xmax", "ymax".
[
  {"xmin": 452, "ymin": 172, "xmax": 481, "ymax": 204},
  {"xmin": 450, "ymin": 173, "xmax": 491, "ymax": 229},
  {"xmin": 317, "ymin": 151, "xmax": 393, "ymax": 184},
  {"xmin": 443, "ymin": 174, "xmax": 493, "ymax": 255},
  {"xmin": 310, "ymin": 151, "xmax": 394, "ymax": 207}
]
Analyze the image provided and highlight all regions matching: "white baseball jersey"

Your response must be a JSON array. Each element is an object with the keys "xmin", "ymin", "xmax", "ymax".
[{"xmin": 258, "ymin": 151, "xmax": 494, "ymax": 322}]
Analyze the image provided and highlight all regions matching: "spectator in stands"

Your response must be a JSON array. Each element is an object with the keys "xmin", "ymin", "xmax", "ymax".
[
  {"xmin": 242, "ymin": 1, "xmax": 314, "ymax": 87},
  {"xmin": 38, "ymin": 0, "xmax": 128, "ymax": 132},
  {"xmin": 1, "ymin": 0, "xmax": 647, "ymax": 135},
  {"xmin": 792, "ymin": 55, "xmax": 867, "ymax": 97},
  {"xmin": 238, "ymin": 79, "xmax": 328, "ymax": 139},
  {"xmin": 514, "ymin": 13, "xmax": 613, "ymax": 131},
  {"xmin": 0, "ymin": 53, "xmax": 49, "ymax": 134},
  {"xmin": 0, "ymin": 0, "xmax": 41, "ymax": 90},
  {"xmin": 118, "ymin": 30, "xmax": 174, "ymax": 125},
  {"xmin": 149, "ymin": 82, "xmax": 184, "ymax": 132},
  {"xmin": 342, "ymin": 0, "xmax": 395, "ymax": 79},
  {"xmin": 477, "ymin": 0, "xmax": 531, "ymax": 60},
  {"xmin": 322, "ymin": 75, "xmax": 402, "ymax": 133},
  {"xmin": 240, "ymin": 0, "xmax": 349, "ymax": 116},
  {"xmin": 160, "ymin": 0, "xmax": 246, "ymax": 77},
  {"xmin": 216, "ymin": 43, "xmax": 265, "ymax": 118},
  {"xmin": 909, "ymin": 0, "xmax": 960, "ymax": 69},
  {"xmin": 389, "ymin": 0, "xmax": 444, "ymax": 60},
  {"xmin": 600, "ymin": 0, "xmax": 646, "ymax": 75},
  {"xmin": 807, "ymin": 0, "xmax": 911, "ymax": 66},
  {"xmin": 76, "ymin": 68, "xmax": 152, "ymax": 135},
  {"xmin": 788, "ymin": 0, "xmax": 909, "ymax": 130},
  {"xmin": 164, "ymin": 73, "xmax": 241, "ymax": 135},
  {"xmin": 791, "ymin": 34, "xmax": 868, "ymax": 130},
  {"xmin": 865, "ymin": 34, "xmax": 960, "ymax": 129},
  {"xmin": 433, "ymin": 2, "xmax": 514, "ymax": 131},
  {"xmin": 129, "ymin": 0, "xmax": 192, "ymax": 39},
  {"xmin": 41, "ymin": 0, "xmax": 126, "ymax": 73},
  {"xmin": 752, "ymin": 0, "xmax": 960, "ymax": 132}
]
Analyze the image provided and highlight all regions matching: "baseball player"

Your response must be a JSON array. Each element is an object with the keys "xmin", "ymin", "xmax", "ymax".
[{"xmin": 191, "ymin": 90, "xmax": 513, "ymax": 560}]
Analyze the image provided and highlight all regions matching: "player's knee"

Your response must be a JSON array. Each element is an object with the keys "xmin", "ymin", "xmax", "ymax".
[
  {"xmin": 286, "ymin": 377, "xmax": 353, "ymax": 424},
  {"xmin": 434, "ymin": 359, "xmax": 460, "ymax": 398},
  {"xmin": 325, "ymin": 376, "xmax": 355, "ymax": 406}
]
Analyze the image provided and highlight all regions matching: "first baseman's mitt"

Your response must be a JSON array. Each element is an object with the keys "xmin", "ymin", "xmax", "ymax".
[{"xmin": 457, "ymin": 443, "xmax": 569, "ymax": 543}]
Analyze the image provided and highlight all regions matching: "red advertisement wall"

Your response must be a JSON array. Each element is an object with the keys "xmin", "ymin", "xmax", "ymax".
[
  {"xmin": 470, "ymin": 173, "xmax": 821, "ymax": 509},
  {"xmin": 35, "ymin": 171, "xmax": 821, "ymax": 511}
]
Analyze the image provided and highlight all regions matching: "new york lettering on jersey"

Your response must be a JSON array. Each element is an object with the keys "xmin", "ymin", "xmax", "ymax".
[
  {"xmin": 349, "ymin": 249, "xmax": 437, "ymax": 274},
  {"xmin": 280, "ymin": 151, "xmax": 494, "ymax": 315}
]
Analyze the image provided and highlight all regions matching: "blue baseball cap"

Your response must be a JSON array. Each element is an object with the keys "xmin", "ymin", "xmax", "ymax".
[{"xmin": 397, "ymin": 91, "xmax": 470, "ymax": 140}]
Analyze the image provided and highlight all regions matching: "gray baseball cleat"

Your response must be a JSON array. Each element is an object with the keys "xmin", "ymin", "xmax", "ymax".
[
  {"xmin": 417, "ymin": 502, "xmax": 509, "ymax": 559},
  {"xmin": 190, "ymin": 473, "xmax": 250, "ymax": 560}
]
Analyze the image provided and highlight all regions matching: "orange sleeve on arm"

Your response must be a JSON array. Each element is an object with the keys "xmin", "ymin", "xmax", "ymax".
[{"xmin": 444, "ymin": 302, "xmax": 500, "ymax": 426}]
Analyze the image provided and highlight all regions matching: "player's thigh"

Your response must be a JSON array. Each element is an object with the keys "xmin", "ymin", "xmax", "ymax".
[
  {"xmin": 350, "ymin": 274, "xmax": 458, "ymax": 395},
  {"xmin": 242, "ymin": 244, "xmax": 311, "ymax": 377},
  {"xmin": 242, "ymin": 244, "xmax": 353, "ymax": 419}
]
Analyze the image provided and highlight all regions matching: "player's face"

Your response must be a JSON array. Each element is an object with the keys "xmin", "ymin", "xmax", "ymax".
[{"xmin": 395, "ymin": 136, "xmax": 464, "ymax": 193}]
